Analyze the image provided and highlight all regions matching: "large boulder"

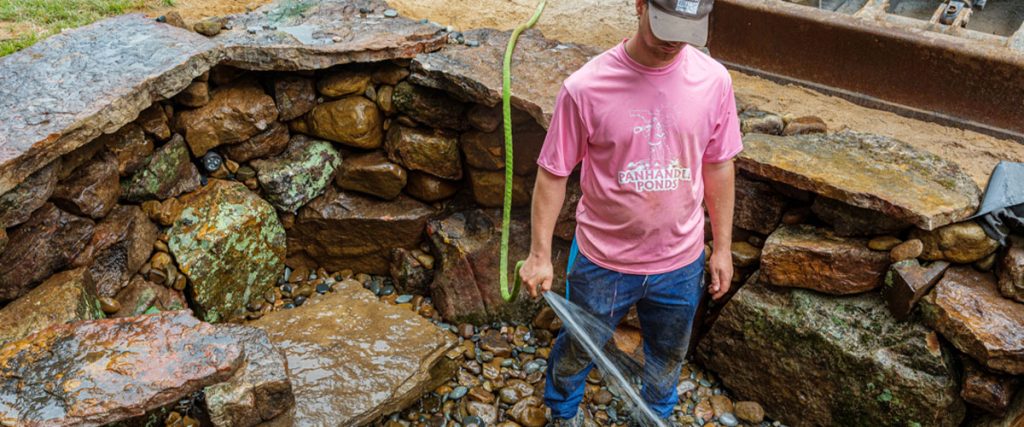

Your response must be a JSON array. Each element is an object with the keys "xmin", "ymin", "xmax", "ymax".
[
  {"xmin": 252, "ymin": 279, "xmax": 457, "ymax": 426},
  {"xmin": 427, "ymin": 209, "xmax": 568, "ymax": 323},
  {"xmin": 335, "ymin": 150, "xmax": 408, "ymax": 200},
  {"xmin": 0, "ymin": 162, "xmax": 56, "ymax": 228},
  {"xmin": 287, "ymin": 187, "xmax": 434, "ymax": 274},
  {"xmin": 175, "ymin": 79, "xmax": 279, "ymax": 156},
  {"xmin": 385, "ymin": 125, "xmax": 462, "ymax": 180},
  {"xmin": 737, "ymin": 131, "xmax": 980, "ymax": 230},
  {"xmin": 910, "ymin": 221, "xmax": 1000, "ymax": 264},
  {"xmin": 0, "ymin": 311, "xmax": 245, "ymax": 426},
  {"xmin": 733, "ymin": 175, "xmax": 786, "ymax": 235},
  {"xmin": 251, "ymin": 135, "xmax": 341, "ymax": 213},
  {"xmin": 51, "ymin": 151, "xmax": 121, "ymax": 219},
  {"xmin": 168, "ymin": 180, "xmax": 286, "ymax": 323},
  {"xmin": 121, "ymin": 135, "xmax": 201, "ymax": 202},
  {"xmin": 301, "ymin": 96, "xmax": 383, "ymax": 149},
  {"xmin": 998, "ymin": 236, "xmax": 1024, "ymax": 303},
  {"xmin": 221, "ymin": 121, "xmax": 290, "ymax": 163},
  {"xmin": 391, "ymin": 81, "xmax": 466, "ymax": 130},
  {"xmin": 205, "ymin": 325, "xmax": 294, "ymax": 427},
  {"xmin": 74, "ymin": 205, "xmax": 159, "ymax": 297},
  {"xmin": 0, "ymin": 203, "xmax": 94, "ymax": 302},
  {"xmin": 761, "ymin": 224, "xmax": 889, "ymax": 294},
  {"xmin": 920, "ymin": 267, "xmax": 1024, "ymax": 374},
  {"xmin": 0, "ymin": 268, "xmax": 102, "ymax": 346},
  {"xmin": 697, "ymin": 275, "xmax": 965, "ymax": 427}
]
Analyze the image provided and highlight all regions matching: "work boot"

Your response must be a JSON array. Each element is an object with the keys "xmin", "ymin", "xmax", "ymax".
[{"xmin": 548, "ymin": 410, "xmax": 585, "ymax": 427}]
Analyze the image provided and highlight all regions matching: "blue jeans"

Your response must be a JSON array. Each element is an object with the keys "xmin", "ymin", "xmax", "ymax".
[{"xmin": 543, "ymin": 244, "xmax": 706, "ymax": 419}]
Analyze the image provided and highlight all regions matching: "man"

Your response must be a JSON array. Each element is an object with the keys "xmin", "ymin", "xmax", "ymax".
[{"xmin": 517, "ymin": 0, "xmax": 742, "ymax": 425}]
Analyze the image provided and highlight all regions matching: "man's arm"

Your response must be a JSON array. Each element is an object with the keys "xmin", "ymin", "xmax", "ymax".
[
  {"xmin": 703, "ymin": 160, "xmax": 735, "ymax": 300},
  {"xmin": 520, "ymin": 168, "xmax": 569, "ymax": 298}
]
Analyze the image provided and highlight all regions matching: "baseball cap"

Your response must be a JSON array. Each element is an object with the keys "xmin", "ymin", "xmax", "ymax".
[{"xmin": 647, "ymin": 0, "xmax": 714, "ymax": 47}]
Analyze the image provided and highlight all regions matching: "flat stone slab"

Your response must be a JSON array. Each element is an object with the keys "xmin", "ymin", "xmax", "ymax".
[
  {"xmin": 0, "ymin": 311, "xmax": 244, "ymax": 426},
  {"xmin": 0, "ymin": 14, "xmax": 219, "ymax": 196},
  {"xmin": 215, "ymin": 0, "xmax": 447, "ymax": 71},
  {"xmin": 254, "ymin": 278, "xmax": 457, "ymax": 426},
  {"xmin": 410, "ymin": 28, "xmax": 602, "ymax": 128},
  {"xmin": 738, "ymin": 131, "xmax": 981, "ymax": 230}
]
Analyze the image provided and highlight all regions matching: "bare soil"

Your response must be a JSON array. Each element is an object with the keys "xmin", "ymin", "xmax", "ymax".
[
  {"xmin": 390, "ymin": 0, "xmax": 1024, "ymax": 188},
  {"xmin": 145, "ymin": 0, "xmax": 271, "ymax": 24}
]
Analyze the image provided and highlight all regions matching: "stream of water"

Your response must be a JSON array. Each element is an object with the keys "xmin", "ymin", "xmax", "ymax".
[{"xmin": 542, "ymin": 292, "xmax": 668, "ymax": 427}]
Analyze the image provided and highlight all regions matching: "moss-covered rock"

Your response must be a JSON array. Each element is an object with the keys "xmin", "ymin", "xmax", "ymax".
[
  {"xmin": 121, "ymin": 135, "xmax": 201, "ymax": 202},
  {"xmin": 697, "ymin": 274, "xmax": 965, "ymax": 427},
  {"xmin": 251, "ymin": 135, "xmax": 340, "ymax": 213},
  {"xmin": 168, "ymin": 179, "xmax": 285, "ymax": 323}
]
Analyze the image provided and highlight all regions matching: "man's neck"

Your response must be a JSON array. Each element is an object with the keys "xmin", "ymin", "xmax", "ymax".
[{"xmin": 624, "ymin": 36, "xmax": 679, "ymax": 69}]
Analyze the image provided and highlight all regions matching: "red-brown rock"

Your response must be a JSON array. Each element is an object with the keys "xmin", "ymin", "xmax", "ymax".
[
  {"xmin": 961, "ymin": 357, "xmax": 1021, "ymax": 415},
  {"xmin": 998, "ymin": 236, "xmax": 1024, "ymax": 303},
  {"xmin": 459, "ymin": 108, "xmax": 545, "ymax": 176},
  {"xmin": 176, "ymin": 79, "xmax": 279, "ymax": 156},
  {"xmin": 0, "ymin": 162, "xmax": 56, "ymax": 229},
  {"xmin": 74, "ymin": 205, "xmax": 159, "ymax": 297},
  {"xmin": 272, "ymin": 75, "xmax": 317, "ymax": 121},
  {"xmin": 99, "ymin": 123, "xmax": 154, "ymax": 176},
  {"xmin": 221, "ymin": 121, "xmax": 290, "ymax": 163},
  {"xmin": 782, "ymin": 115, "xmax": 827, "ymax": 136},
  {"xmin": 137, "ymin": 104, "xmax": 172, "ymax": 141},
  {"xmin": 51, "ymin": 151, "xmax": 121, "ymax": 219},
  {"xmin": 761, "ymin": 224, "xmax": 889, "ymax": 294},
  {"xmin": 468, "ymin": 168, "xmax": 532, "ymax": 208},
  {"xmin": 404, "ymin": 171, "xmax": 459, "ymax": 203},
  {"xmin": 0, "ymin": 268, "xmax": 102, "ymax": 345},
  {"xmin": 385, "ymin": 125, "xmax": 462, "ymax": 180},
  {"xmin": 335, "ymin": 151, "xmax": 408, "ymax": 200},
  {"xmin": 734, "ymin": 175, "xmax": 787, "ymax": 235},
  {"xmin": 288, "ymin": 187, "xmax": 435, "ymax": 274},
  {"xmin": 0, "ymin": 203, "xmax": 94, "ymax": 302},
  {"xmin": 391, "ymin": 81, "xmax": 466, "ymax": 130},
  {"xmin": 204, "ymin": 325, "xmax": 295, "ymax": 427},
  {"xmin": 882, "ymin": 259, "xmax": 950, "ymax": 321},
  {"xmin": 0, "ymin": 311, "xmax": 245, "ymax": 426},
  {"xmin": 922, "ymin": 267, "xmax": 1024, "ymax": 374},
  {"xmin": 113, "ymin": 275, "xmax": 188, "ymax": 317}
]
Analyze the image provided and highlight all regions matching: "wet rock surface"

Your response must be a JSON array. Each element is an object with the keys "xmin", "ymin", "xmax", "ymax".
[
  {"xmin": 113, "ymin": 275, "xmax": 187, "ymax": 317},
  {"xmin": 221, "ymin": 121, "xmax": 290, "ymax": 163},
  {"xmin": 77, "ymin": 204, "xmax": 159, "ymax": 297},
  {"xmin": 0, "ymin": 311, "xmax": 244, "ymax": 426},
  {"xmin": 427, "ymin": 209, "xmax": 566, "ymax": 323},
  {"xmin": 961, "ymin": 357, "xmax": 1020, "ymax": 416},
  {"xmin": 336, "ymin": 150, "xmax": 408, "ymax": 200},
  {"xmin": 121, "ymin": 135, "xmax": 201, "ymax": 202},
  {"xmin": 811, "ymin": 196, "xmax": 910, "ymax": 237},
  {"xmin": 459, "ymin": 108, "xmax": 545, "ymax": 176},
  {"xmin": 910, "ymin": 220, "xmax": 1000, "ymax": 264},
  {"xmin": 288, "ymin": 187, "xmax": 434, "ymax": 274},
  {"xmin": 251, "ymin": 135, "xmax": 341, "ymax": 212},
  {"xmin": 733, "ymin": 175, "xmax": 786, "ymax": 235},
  {"xmin": 467, "ymin": 168, "xmax": 533, "ymax": 208},
  {"xmin": 738, "ymin": 131, "xmax": 981, "ymax": 230},
  {"xmin": 51, "ymin": 151, "xmax": 120, "ymax": 219},
  {"xmin": 411, "ymin": 28, "xmax": 601, "ymax": 127},
  {"xmin": 169, "ymin": 180, "xmax": 286, "ymax": 323},
  {"xmin": 301, "ymin": 96, "xmax": 384, "ymax": 149},
  {"xmin": 404, "ymin": 171, "xmax": 460, "ymax": 202},
  {"xmin": 882, "ymin": 259, "xmax": 950, "ymax": 321},
  {"xmin": 100, "ymin": 123, "xmax": 155, "ymax": 176},
  {"xmin": 214, "ymin": 0, "xmax": 447, "ymax": 71},
  {"xmin": 272, "ymin": 76, "xmax": 317, "ymax": 122},
  {"xmin": 698, "ymin": 275, "xmax": 964, "ymax": 427},
  {"xmin": 176, "ymin": 79, "xmax": 279, "ymax": 156},
  {"xmin": 0, "ymin": 162, "xmax": 56, "ymax": 228},
  {"xmin": 921, "ymin": 267, "xmax": 1024, "ymax": 375},
  {"xmin": 392, "ymin": 81, "xmax": 466, "ymax": 130},
  {"xmin": 998, "ymin": 236, "xmax": 1024, "ymax": 303},
  {"xmin": 385, "ymin": 125, "xmax": 462, "ymax": 180},
  {"xmin": 761, "ymin": 224, "xmax": 890, "ymax": 294},
  {"xmin": 252, "ymin": 278, "xmax": 456, "ymax": 426},
  {"xmin": 204, "ymin": 325, "xmax": 294, "ymax": 427},
  {"xmin": 0, "ymin": 268, "xmax": 101, "ymax": 345},
  {"xmin": 0, "ymin": 14, "xmax": 218, "ymax": 196},
  {"xmin": 0, "ymin": 203, "xmax": 94, "ymax": 302}
]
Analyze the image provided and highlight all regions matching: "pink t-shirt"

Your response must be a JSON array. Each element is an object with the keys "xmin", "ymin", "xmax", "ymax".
[{"xmin": 537, "ymin": 41, "xmax": 743, "ymax": 275}]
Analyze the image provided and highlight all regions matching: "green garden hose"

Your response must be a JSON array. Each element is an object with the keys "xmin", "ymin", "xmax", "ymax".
[{"xmin": 500, "ymin": 0, "xmax": 547, "ymax": 302}]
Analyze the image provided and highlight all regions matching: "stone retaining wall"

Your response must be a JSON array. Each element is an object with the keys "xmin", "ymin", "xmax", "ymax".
[{"xmin": 0, "ymin": 0, "xmax": 1022, "ymax": 426}]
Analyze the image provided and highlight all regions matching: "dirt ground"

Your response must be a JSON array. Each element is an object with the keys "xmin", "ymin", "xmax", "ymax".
[
  {"xmin": 390, "ymin": 0, "xmax": 1024, "ymax": 188},
  {"xmin": 144, "ymin": 0, "xmax": 270, "ymax": 23}
]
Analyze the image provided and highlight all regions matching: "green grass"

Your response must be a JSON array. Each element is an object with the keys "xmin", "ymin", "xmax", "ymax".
[{"xmin": 0, "ymin": 0, "xmax": 175, "ymax": 56}]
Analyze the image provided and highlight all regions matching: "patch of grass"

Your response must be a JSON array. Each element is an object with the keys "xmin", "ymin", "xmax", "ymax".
[{"xmin": 0, "ymin": 0, "xmax": 172, "ymax": 56}]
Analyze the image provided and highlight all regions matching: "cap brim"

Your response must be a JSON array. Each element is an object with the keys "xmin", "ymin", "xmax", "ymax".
[{"xmin": 649, "ymin": 4, "xmax": 708, "ymax": 46}]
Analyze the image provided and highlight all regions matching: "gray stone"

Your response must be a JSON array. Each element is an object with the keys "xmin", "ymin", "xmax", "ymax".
[
  {"xmin": 214, "ymin": 0, "xmax": 447, "ymax": 71},
  {"xmin": 0, "ymin": 15, "xmax": 218, "ymax": 196},
  {"xmin": 251, "ymin": 135, "xmax": 341, "ymax": 212},
  {"xmin": 739, "ymin": 109, "xmax": 784, "ymax": 135},
  {"xmin": 698, "ymin": 274, "xmax": 964, "ymax": 427},
  {"xmin": 738, "ymin": 131, "xmax": 981, "ymax": 230}
]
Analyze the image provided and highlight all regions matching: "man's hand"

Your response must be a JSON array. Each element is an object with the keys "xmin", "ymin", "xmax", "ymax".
[
  {"xmin": 519, "ymin": 253, "xmax": 554, "ymax": 298},
  {"xmin": 708, "ymin": 249, "xmax": 733, "ymax": 300}
]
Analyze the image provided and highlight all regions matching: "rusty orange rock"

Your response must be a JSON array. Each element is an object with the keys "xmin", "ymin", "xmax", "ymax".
[{"xmin": 761, "ymin": 224, "xmax": 889, "ymax": 294}]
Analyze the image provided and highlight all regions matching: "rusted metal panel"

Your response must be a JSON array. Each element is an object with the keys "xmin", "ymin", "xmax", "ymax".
[{"xmin": 708, "ymin": 0, "xmax": 1024, "ymax": 141}]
